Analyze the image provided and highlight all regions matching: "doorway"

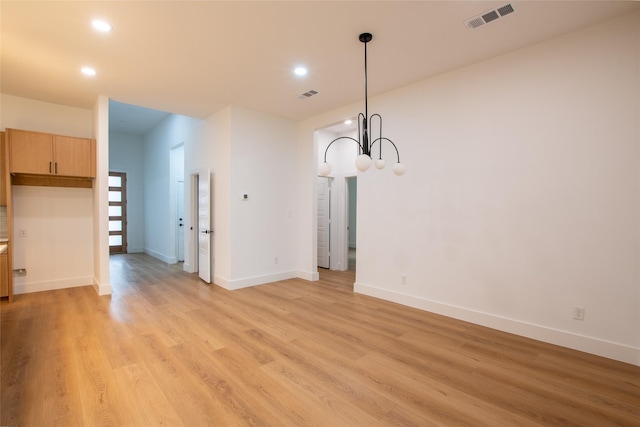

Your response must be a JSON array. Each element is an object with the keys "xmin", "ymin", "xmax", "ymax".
[
  {"xmin": 316, "ymin": 175, "xmax": 357, "ymax": 271},
  {"xmin": 315, "ymin": 123, "xmax": 359, "ymax": 273},
  {"xmin": 108, "ymin": 172, "xmax": 127, "ymax": 254},
  {"xmin": 317, "ymin": 177, "xmax": 331, "ymax": 269},
  {"xmin": 177, "ymin": 180, "xmax": 185, "ymax": 262},
  {"xmin": 346, "ymin": 176, "xmax": 357, "ymax": 271}
]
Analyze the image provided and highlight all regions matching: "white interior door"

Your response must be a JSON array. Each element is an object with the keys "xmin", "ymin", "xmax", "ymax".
[
  {"xmin": 177, "ymin": 180, "xmax": 185, "ymax": 262},
  {"xmin": 197, "ymin": 171, "xmax": 211, "ymax": 283},
  {"xmin": 317, "ymin": 177, "xmax": 330, "ymax": 268}
]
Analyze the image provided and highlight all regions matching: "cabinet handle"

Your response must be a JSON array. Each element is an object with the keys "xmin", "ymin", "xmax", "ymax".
[
  {"xmin": 55, "ymin": 162, "xmax": 58, "ymax": 174},
  {"xmin": 49, "ymin": 162, "xmax": 52, "ymax": 174}
]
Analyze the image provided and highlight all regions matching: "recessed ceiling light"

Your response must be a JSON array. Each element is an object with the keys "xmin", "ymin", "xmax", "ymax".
[
  {"xmin": 92, "ymin": 19, "xmax": 112, "ymax": 32},
  {"xmin": 81, "ymin": 67, "xmax": 97, "ymax": 76},
  {"xmin": 294, "ymin": 66, "xmax": 308, "ymax": 77}
]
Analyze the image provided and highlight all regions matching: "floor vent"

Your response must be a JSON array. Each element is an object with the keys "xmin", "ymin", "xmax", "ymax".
[
  {"xmin": 466, "ymin": 3, "xmax": 515, "ymax": 30},
  {"xmin": 298, "ymin": 89, "xmax": 319, "ymax": 99}
]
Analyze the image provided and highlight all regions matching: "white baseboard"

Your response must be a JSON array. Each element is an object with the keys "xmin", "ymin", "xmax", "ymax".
[
  {"xmin": 297, "ymin": 270, "xmax": 319, "ymax": 281},
  {"xmin": 144, "ymin": 248, "xmax": 176, "ymax": 264},
  {"xmin": 14, "ymin": 276, "xmax": 95, "ymax": 295},
  {"xmin": 93, "ymin": 280, "xmax": 112, "ymax": 296},
  {"xmin": 355, "ymin": 282, "xmax": 640, "ymax": 367},
  {"xmin": 214, "ymin": 271, "xmax": 297, "ymax": 290}
]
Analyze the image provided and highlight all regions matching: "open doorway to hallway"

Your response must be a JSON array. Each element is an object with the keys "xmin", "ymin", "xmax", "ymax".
[
  {"xmin": 316, "ymin": 121, "xmax": 359, "ymax": 273},
  {"xmin": 346, "ymin": 176, "xmax": 357, "ymax": 271}
]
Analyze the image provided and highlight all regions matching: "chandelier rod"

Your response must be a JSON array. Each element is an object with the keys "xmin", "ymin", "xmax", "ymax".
[{"xmin": 361, "ymin": 32, "xmax": 372, "ymax": 156}]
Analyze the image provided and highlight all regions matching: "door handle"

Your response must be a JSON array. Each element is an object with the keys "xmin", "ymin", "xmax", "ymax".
[{"xmin": 200, "ymin": 230, "xmax": 212, "ymax": 234}]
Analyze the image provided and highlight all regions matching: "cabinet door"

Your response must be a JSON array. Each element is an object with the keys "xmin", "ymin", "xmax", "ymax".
[
  {"xmin": 9, "ymin": 129, "xmax": 53, "ymax": 174},
  {"xmin": 1, "ymin": 133, "xmax": 6, "ymax": 205},
  {"xmin": 0, "ymin": 253, "xmax": 7, "ymax": 298},
  {"xmin": 53, "ymin": 135, "xmax": 93, "ymax": 177}
]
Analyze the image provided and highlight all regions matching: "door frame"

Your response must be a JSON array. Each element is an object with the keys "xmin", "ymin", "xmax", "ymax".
[
  {"xmin": 317, "ymin": 176, "xmax": 332, "ymax": 269},
  {"xmin": 187, "ymin": 168, "xmax": 212, "ymax": 282},
  {"xmin": 177, "ymin": 180, "xmax": 185, "ymax": 262}
]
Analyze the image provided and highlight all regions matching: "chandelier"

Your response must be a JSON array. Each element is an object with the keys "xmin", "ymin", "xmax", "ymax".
[{"xmin": 319, "ymin": 32, "xmax": 405, "ymax": 177}]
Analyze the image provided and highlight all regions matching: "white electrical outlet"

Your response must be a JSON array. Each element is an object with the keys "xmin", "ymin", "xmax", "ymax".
[{"xmin": 572, "ymin": 306, "xmax": 585, "ymax": 321}]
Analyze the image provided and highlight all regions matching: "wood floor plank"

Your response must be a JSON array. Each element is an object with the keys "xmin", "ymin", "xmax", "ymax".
[
  {"xmin": 112, "ymin": 362, "xmax": 184, "ymax": 426},
  {"xmin": 2, "ymin": 253, "xmax": 638, "ymax": 426}
]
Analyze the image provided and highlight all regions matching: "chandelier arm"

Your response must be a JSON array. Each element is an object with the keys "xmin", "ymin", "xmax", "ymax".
[
  {"xmin": 370, "ymin": 137, "xmax": 402, "ymax": 163},
  {"xmin": 370, "ymin": 113, "xmax": 383, "ymax": 159},
  {"xmin": 322, "ymin": 136, "xmax": 364, "ymax": 162}
]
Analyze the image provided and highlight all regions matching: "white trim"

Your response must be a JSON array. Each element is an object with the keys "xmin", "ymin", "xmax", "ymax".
[
  {"xmin": 14, "ymin": 276, "xmax": 96, "ymax": 295},
  {"xmin": 297, "ymin": 270, "xmax": 319, "ymax": 281},
  {"xmin": 355, "ymin": 282, "xmax": 640, "ymax": 366},
  {"xmin": 93, "ymin": 280, "xmax": 112, "ymax": 296},
  {"xmin": 214, "ymin": 271, "xmax": 297, "ymax": 290},
  {"xmin": 183, "ymin": 262, "xmax": 195, "ymax": 273},
  {"xmin": 144, "ymin": 248, "xmax": 175, "ymax": 264}
]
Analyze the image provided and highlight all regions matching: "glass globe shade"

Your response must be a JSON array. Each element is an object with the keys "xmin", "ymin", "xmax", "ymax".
[
  {"xmin": 393, "ymin": 162, "xmax": 406, "ymax": 176},
  {"xmin": 355, "ymin": 154, "xmax": 372, "ymax": 172},
  {"xmin": 375, "ymin": 158, "xmax": 386, "ymax": 170},
  {"xmin": 318, "ymin": 162, "xmax": 332, "ymax": 176}
]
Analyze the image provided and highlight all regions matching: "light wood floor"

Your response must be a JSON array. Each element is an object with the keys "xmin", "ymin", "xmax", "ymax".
[{"xmin": 1, "ymin": 254, "xmax": 638, "ymax": 426}]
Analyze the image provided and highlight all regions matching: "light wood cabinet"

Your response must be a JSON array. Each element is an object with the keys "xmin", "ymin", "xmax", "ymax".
[
  {"xmin": 8, "ymin": 128, "xmax": 95, "ymax": 178},
  {"xmin": 1, "ymin": 132, "xmax": 7, "ymax": 205},
  {"xmin": 54, "ymin": 134, "xmax": 94, "ymax": 177},
  {"xmin": 0, "ymin": 251, "xmax": 7, "ymax": 298}
]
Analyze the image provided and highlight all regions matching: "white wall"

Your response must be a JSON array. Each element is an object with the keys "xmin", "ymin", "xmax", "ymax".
[
  {"xmin": 143, "ymin": 114, "xmax": 203, "ymax": 263},
  {"xmin": 93, "ymin": 95, "xmax": 111, "ymax": 295},
  {"xmin": 109, "ymin": 131, "xmax": 145, "ymax": 253},
  {"xmin": 224, "ymin": 106, "xmax": 297, "ymax": 289},
  {"xmin": 0, "ymin": 95, "xmax": 96, "ymax": 294},
  {"xmin": 298, "ymin": 11, "xmax": 640, "ymax": 365},
  {"xmin": 202, "ymin": 107, "xmax": 231, "ymax": 282},
  {"xmin": 12, "ymin": 186, "xmax": 94, "ymax": 293},
  {"xmin": 1, "ymin": 94, "xmax": 93, "ymax": 137},
  {"xmin": 183, "ymin": 105, "xmax": 298, "ymax": 289}
]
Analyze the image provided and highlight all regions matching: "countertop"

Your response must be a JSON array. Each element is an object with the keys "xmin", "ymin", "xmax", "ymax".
[{"xmin": 0, "ymin": 244, "xmax": 6, "ymax": 254}]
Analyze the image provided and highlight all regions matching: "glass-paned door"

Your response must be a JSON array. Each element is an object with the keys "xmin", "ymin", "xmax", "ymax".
[{"xmin": 109, "ymin": 172, "xmax": 127, "ymax": 254}]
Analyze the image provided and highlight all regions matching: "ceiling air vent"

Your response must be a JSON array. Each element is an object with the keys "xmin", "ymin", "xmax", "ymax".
[
  {"xmin": 466, "ymin": 3, "xmax": 515, "ymax": 30},
  {"xmin": 298, "ymin": 89, "xmax": 319, "ymax": 99}
]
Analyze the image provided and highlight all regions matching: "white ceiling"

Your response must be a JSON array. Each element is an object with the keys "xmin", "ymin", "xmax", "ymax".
[
  {"xmin": 2, "ymin": 1, "xmax": 638, "ymax": 134},
  {"xmin": 108, "ymin": 99, "xmax": 170, "ymax": 136}
]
